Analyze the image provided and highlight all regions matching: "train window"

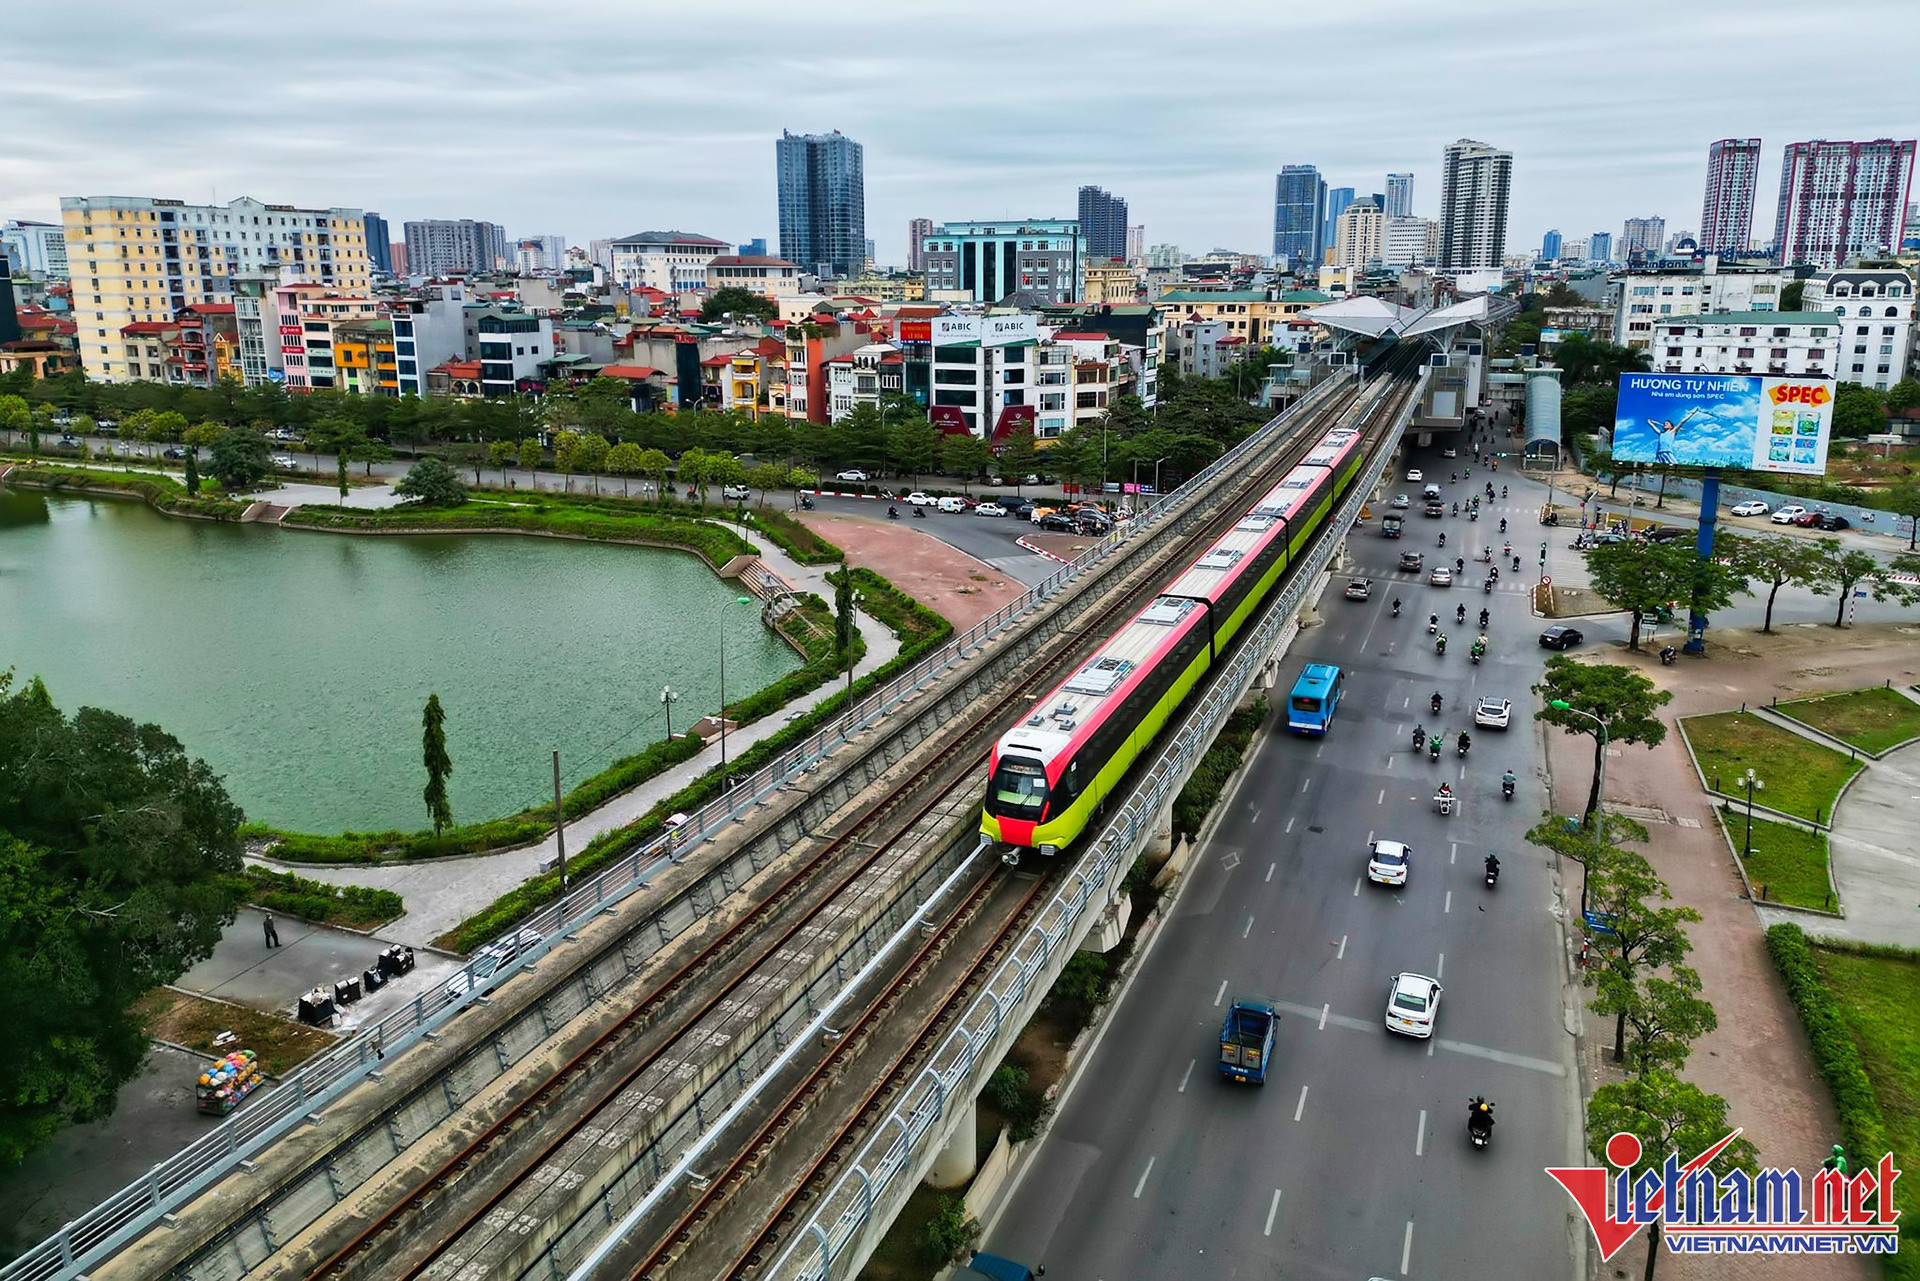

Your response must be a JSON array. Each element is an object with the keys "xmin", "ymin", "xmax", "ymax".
[{"xmin": 989, "ymin": 756, "xmax": 1048, "ymax": 818}]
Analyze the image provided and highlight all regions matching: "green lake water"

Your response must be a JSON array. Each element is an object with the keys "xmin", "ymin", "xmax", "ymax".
[{"xmin": 0, "ymin": 487, "xmax": 799, "ymax": 834}]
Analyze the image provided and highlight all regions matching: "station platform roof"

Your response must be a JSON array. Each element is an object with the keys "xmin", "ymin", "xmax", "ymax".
[{"xmin": 1301, "ymin": 295, "xmax": 1495, "ymax": 343}]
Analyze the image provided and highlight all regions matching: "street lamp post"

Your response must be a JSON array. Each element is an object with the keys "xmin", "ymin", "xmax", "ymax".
[
  {"xmin": 718, "ymin": 595, "xmax": 754, "ymax": 789},
  {"xmin": 1743, "ymin": 769, "xmax": 1764, "ymax": 857},
  {"xmin": 660, "ymin": 685, "xmax": 678, "ymax": 740},
  {"xmin": 1550, "ymin": 698, "xmax": 1608, "ymax": 914}
]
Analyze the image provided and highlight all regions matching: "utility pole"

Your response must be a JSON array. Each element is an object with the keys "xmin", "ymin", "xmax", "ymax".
[{"xmin": 551, "ymin": 749, "xmax": 568, "ymax": 892}]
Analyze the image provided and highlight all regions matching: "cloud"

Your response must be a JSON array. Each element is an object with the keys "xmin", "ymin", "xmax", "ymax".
[{"xmin": 4, "ymin": 0, "xmax": 1915, "ymax": 262}]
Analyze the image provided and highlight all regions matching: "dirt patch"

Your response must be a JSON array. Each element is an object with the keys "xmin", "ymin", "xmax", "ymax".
[
  {"xmin": 133, "ymin": 987, "xmax": 336, "ymax": 1077},
  {"xmin": 796, "ymin": 512, "xmax": 1025, "ymax": 630},
  {"xmin": 1021, "ymin": 530, "xmax": 1096, "ymax": 563},
  {"xmin": 1539, "ymin": 584, "xmax": 1617, "ymax": 618}
]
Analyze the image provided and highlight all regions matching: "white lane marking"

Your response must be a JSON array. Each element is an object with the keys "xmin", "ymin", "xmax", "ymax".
[
  {"xmin": 1315, "ymin": 743, "xmax": 1324, "ymax": 759},
  {"xmin": 1377, "ymin": 788, "xmax": 1386, "ymax": 804},
  {"xmin": 1134, "ymin": 1156, "xmax": 1154, "ymax": 1199},
  {"xmin": 1460, "ymin": 763, "xmax": 1467, "ymax": 781},
  {"xmin": 1387, "ymin": 752, "xmax": 1394, "ymax": 770},
  {"xmin": 1436, "ymin": 951, "xmax": 1445, "ymax": 979},
  {"xmin": 1337, "ymin": 934, "xmax": 1348, "ymax": 960},
  {"xmin": 1249, "ymin": 804, "xmax": 1261, "ymax": 820},
  {"xmin": 1178, "ymin": 1059, "xmax": 1195, "ymax": 1093},
  {"xmin": 1318, "ymin": 1002, "xmax": 1330, "ymax": 1030},
  {"xmin": 1285, "ymin": 817, "xmax": 1295, "ymax": 834},
  {"xmin": 1450, "ymin": 841, "xmax": 1458, "ymax": 863},
  {"xmin": 1213, "ymin": 979, "xmax": 1228, "ymax": 1007},
  {"xmin": 1265, "ymin": 862, "xmax": 1276, "ymax": 883},
  {"xmin": 1415, "ymin": 1108, "xmax": 1427, "ymax": 1156},
  {"xmin": 1401, "ymin": 1219, "xmax": 1415, "ymax": 1275},
  {"xmin": 1243, "ymin": 916, "xmax": 1254, "ymax": 939},
  {"xmin": 1367, "ymin": 830, "xmax": 1374, "ymax": 844},
  {"xmin": 1352, "ymin": 876, "xmax": 1362, "ymax": 897},
  {"xmin": 1402, "ymin": 695, "xmax": 1409, "ymax": 708},
  {"xmin": 1301, "ymin": 778, "xmax": 1312, "ymax": 793},
  {"xmin": 1264, "ymin": 1188, "xmax": 1282, "ymax": 1236},
  {"xmin": 1428, "ymin": 1038, "xmax": 1436, "ymax": 1057},
  {"xmin": 1294, "ymin": 1084, "xmax": 1309, "ymax": 1121},
  {"xmin": 1444, "ymin": 890, "xmax": 1452, "ymax": 913}
]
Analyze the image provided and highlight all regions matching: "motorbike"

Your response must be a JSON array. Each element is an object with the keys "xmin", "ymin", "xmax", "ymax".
[
  {"xmin": 1428, "ymin": 616, "xmax": 1439, "ymax": 635},
  {"xmin": 1499, "ymin": 518, "xmax": 1507, "ymax": 533},
  {"xmin": 800, "ymin": 495, "xmax": 815, "ymax": 510},
  {"xmin": 1435, "ymin": 788, "xmax": 1455, "ymax": 817},
  {"xmin": 1457, "ymin": 733, "xmax": 1471, "ymax": 757},
  {"xmin": 1431, "ymin": 692, "xmax": 1444, "ymax": 714},
  {"xmin": 1451, "ymin": 502, "xmax": 1459, "ymax": 516},
  {"xmin": 1429, "ymin": 737, "xmax": 1442, "ymax": 762},
  {"xmin": 1438, "ymin": 532, "xmax": 1447, "ymax": 548},
  {"xmin": 1435, "ymin": 635, "xmax": 1448, "ymax": 656},
  {"xmin": 1478, "ymin": 609, "xmax": 1490, "ymax": 629},
  {"xmin": 1501, "ymin": 773, "xmax": 1516, "ymax": 801},
  {"xmin": 1468, "ymin": 1099, "xmax": 1495, "ymax": 1150},
  {"xmin": 1470, "ymin": 647, "xmax": 1482, "ymax": 665},
  {"xmin": 1456, "ymin": 604, "xmax": 1467, "ymax": 625},
  {"xmin": 1502, "ymin": 541, "xmax": 1512, "ymax": 558},
  {"xmin": 1413, "ymin": 725, "xmax": 1426, "ymax": 750},
  {"xmin": 914, "ymin": 506, "xmax": 926, "ymax": 518},
  {"xmin": 887, "ymin": 506, "xmax": 900, "ymax": 520},
  {"xmin": 1480, "ymin": 548, "xmax": 1492, "ymax": 563},
  {"xmin": 1392, "ymin": 599, "xmax": 1402, "ymax": 617},
  {"xmin": 1660, "ymin": 646, "xmax": 1677, "ymax": 666},
  {"xmin": 1470, "ymin": 509, "xmax": 1479, "ymax": 522},
  {"xmin": 1501, "ymin": 484, "xmax": 1509, "ymax": 497},
  {"xmin": 1484, "ymin": 577, "xmax": 1495, "ymax": 594},
  {"xmin": 1484, "ymin": 858, "xmax": 1500, "ymax": 888}
]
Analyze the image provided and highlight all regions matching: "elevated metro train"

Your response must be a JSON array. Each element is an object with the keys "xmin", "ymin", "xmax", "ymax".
[{"xmin": 981, "ymin": 368, "xmax": 1404, "ymax": 856}]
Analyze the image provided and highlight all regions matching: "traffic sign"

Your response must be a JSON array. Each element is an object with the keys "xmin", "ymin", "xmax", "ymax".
[{"xmin": 1541, "ymin": 575, "xmax": 1553, "ymax": 587}]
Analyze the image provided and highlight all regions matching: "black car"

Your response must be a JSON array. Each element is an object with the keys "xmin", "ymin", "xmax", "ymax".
[
  {"xmin": 1644, "ymin": 526, "xmax": 1693, "ymax": 543},
  {"xmin": 1037, "ymin": 512, "xmax": 1077, "ymax": 533},
  {"xmin": 1815, "ymin": 513, "xmax": 1851, "ymax": 531},
  {"xmin": 1002, "ymin": 498, "xmax": 1035, "ymax": 519},
  {"xmin": 1539, "ymin": 625, "xmax": 1585, "ymax": 651},
  {"xmin": 162, "ymin": 447, "xmax": 188, "ymax": 459}
]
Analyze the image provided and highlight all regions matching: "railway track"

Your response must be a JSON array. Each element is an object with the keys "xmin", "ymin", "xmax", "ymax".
[{"xmin": 151, "ymin": 374, "xmax": 1384, "ymax": 1281}]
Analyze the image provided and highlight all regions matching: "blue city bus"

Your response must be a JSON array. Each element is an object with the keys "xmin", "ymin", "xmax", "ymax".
[{"xmin": 1287, "ymin": 663, "xmax": 1345, "ymax": 735}]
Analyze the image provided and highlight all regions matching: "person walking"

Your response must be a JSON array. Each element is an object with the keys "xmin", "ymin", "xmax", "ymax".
[{"xmin": 263, "ymin": 913, "xmax": 281, "ymax": 949}]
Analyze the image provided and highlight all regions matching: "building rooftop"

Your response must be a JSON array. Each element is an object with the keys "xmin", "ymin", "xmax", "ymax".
[
  {"xmin": 601, "ymin": 363, "xmax": 665, "ymax": 379},
  {"xmin": 1156, "ymin": 289, "xmax": 1270, "ymax": 303},
  {"xmin": 612, "ymin": 230, "xmax": 730, "ymax": 249},
  {"xmin": 708, "ymin": 254, "xmax": 800, "ymax": 269},
  {"xmin": 1668, "ymin": 311, "xmax": 1840, "ymax": 327},
  {"xmin": 1278, "ymin": 289, "xmax": 1333, "ymax": 303}
]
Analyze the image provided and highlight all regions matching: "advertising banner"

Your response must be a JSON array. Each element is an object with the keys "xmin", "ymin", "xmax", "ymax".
[{"xmin": 1612, "ymin": 372, "xmax": 1833, "ymax": 475}]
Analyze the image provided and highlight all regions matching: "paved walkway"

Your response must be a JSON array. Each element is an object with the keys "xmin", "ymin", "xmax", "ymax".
[{"xmin": 1545, "ymin": 624, "xmax": 1908, "ymax": 1280}]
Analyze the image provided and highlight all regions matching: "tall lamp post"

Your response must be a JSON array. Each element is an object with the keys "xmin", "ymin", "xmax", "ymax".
[
  {"xmin": 1550, "ymin": 698, "xmax": 1608, "ymax": 914},
  {"xmin": 717, "ymin": 595, "xmax": 754, "ymax": 788},
  {"xmin": 1742, "ymin": 769, "xmax": 1764, "ymax": 857},
  {"xmin": 660, "ymin": 685, "xmax": 678, "ymax": 740}
]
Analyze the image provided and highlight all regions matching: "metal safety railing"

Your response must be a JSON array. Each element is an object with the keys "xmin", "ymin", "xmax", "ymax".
[
  {"xmin": 0, "ymin": 369, "xmax": 1357, "ymax": 1281},
  {"xmin": 765, "ymin": 369, "xmax": 1424, "ymax": 1281}
]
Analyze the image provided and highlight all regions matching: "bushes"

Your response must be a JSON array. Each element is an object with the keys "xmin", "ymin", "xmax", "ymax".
[
  {"xmin": 235, "ymin": 866, "xmax": 404, "ymax": 930},
  {"xmin": 744, "ymin": 507, "xmax": 842, "ymax": 565},
  {"xmin": 1765, "ymin": 923, "xmax": 1891, "ymax": 1186},
  {"xmin": 282, "ymin": 498, "xmax": 755, "ymax": 567},
  {"xmin": 843, "ymin": 566, "xmax": 953, "ymax": 649},
  {"xmin": 914, "ymin": 1196, "xmax": 979, "ymax": 1266},
  {"xmin": 1171, "ymin": 698, "xmax": 1269, "ymax": 839},
  {"xmin": 4, "ymin": 463, "xmax": 247, "ymax": 520},
  {"xmin": 1041, "ymin": 951, "xmax": 1115, "ymax": 1037}
]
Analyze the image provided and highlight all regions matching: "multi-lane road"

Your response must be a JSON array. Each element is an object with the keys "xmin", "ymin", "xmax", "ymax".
[{"xmin": 981, "ymin": 446, "xmax": 1586, "ymax": 1279}]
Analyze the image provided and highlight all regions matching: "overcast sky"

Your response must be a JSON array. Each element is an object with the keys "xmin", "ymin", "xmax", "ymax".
[{"xmin": 5, "ymin": 0, "xmax": 1916, "ymax": 265}]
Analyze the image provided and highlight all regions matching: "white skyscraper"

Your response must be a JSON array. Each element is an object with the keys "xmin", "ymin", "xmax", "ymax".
[
  {"xmin": 1385, "ymin": 173, "xmax": 1414, "ymax": 219},
  {"xmin": 1437, "ymin": 140, "xmax": 1511, "ymax": 271}
]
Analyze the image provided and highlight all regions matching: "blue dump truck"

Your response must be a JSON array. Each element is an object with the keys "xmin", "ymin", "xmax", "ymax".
[{"xmin": 1217, "ymin": 1000, "xmax": 1278, "ymax": 1085}]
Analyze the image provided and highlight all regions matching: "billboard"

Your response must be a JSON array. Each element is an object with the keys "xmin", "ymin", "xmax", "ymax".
[
  {"xmin": 931, "ymin": 314, "xmax": 1039, "ymax": 347},
  {"xmin": 1612, "ymin": 373, "xmax": 1833, "ymax": 475}
]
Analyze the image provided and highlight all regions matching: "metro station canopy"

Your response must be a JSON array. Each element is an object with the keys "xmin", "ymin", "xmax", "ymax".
[{"xmin": 1300, "ymin": 295, "xmax": 1495, "ymax": 345}]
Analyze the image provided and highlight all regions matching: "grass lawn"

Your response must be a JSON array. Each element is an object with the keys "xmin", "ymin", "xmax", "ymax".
[
  {"xmin": 1808, "ymin": 944, "xmax": 1920, "ymax": 1258},
  {"xmin": 1681, "ymin": 711, "xmax": 1863, "ymax": 823},
  {"xmin": 133, "ymin": 987, "xmax": 335, "ymax": 1077},
  {"xmin": 1776, "ymin": 686, "xmax": 1920, "ymax": 756},
  {"xmin": 1716, "ymin": 810, "xmax": 1835, "ymax": 911}
]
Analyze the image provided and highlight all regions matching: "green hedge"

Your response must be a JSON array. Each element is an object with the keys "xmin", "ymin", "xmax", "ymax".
[
  {"xmin": 1172, "ymin": 699, "xmax": 1269, "ymax": 839},
  {"xmin": 744, "ymin": 507, "xmax": 843, "ymax": 565},
  {"xmin": 439, "ymin": 573, "xmax": 957, "ymax": 951},
  {"xmin": 234, "ymin": 866, "xmax": 404, "ymax": 931},
  {"xmin": 1764, "ymin": 922, "xmax": 1905, "ymax": 1270},
  {"xmin": 281, "ymin": 498, "xmax": 755, "ymax": 567},
  {"xmin": 3, "ymin": 462, "xmax": 248, "ymax": 520}
]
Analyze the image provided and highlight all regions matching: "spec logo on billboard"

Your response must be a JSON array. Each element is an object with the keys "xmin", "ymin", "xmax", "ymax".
[{"xmin": 1769, "ymin": 383, "xmax": 1832, "ymax": 407}]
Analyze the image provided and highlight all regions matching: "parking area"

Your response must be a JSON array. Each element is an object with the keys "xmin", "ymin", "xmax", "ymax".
[{"xmin": 177, "ymin": 907, "xmax": 461, "ymax": 1034}]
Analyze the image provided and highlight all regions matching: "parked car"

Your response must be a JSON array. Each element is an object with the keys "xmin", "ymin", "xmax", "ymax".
[
  {"xmin": 1003, "ymin": 498, "xmax": 1035, "ymax": 519},
  {"xmin": 1644, "ymin": 526, "xmax": 1693, "ymax": 543},
  {"xmin": 1769, "ymin": 504, "xmax": 1808, "ymax": 524},
  {"xmin": 1366, "ymin": 840, "xmax": 1411, "ymax": 887},
  {"xmin": 904, "ymin": 491, "xmax": 935, "ymax": 506},
  {"xmin": 1538, "ymin": 624, "xmax": 1585, "ymax": 651},
  {"xmin": 271, "ymin": 455, "xmax": 298, "ymax": 469},
  {"xmin": 445, "ymin": 928, "xmax": 545, "ymax": 1000},
  {"xmin": 936, "ymin": 495, "xmax": 968, "ymax": 513},
  {"xmin": 162, "ymin": 447, "xmax": 188, "ymax": 459},
  {"xmin": 721, "ymin": 484, "xmax": 751, "ymax": 501},
  {"xmin": 94, "ymin": 422, "xmax": 119, "ymax": 437},
  {"xmin": 1791, "ymin": 510, "xmax": 1824, "ymax": 527},
  {"xmin": 1385, "ymin": 972, "xmax": 1443, "ymax": 1039},
  {"xmin": 57, "ymin": 435, "xmax": 79, "ymax": 448},
  {"xmin": 268, "ymin": 428, "xmax": 299, "ymax": 442},
  {"xmin": 835, "ymin": 469, "xmax": 870, "ymax": 483},
  {"xmin": 1730, "ymin": 500, "xmax": 1770, "ymax": 517},
  {"xmin": 1814, "ymin": 513, "xmax": 1851, "ymax": 531},
  {"xmin": 1037, "ymin": 512, "xmax": 1077, "ymax": 533},
  {"xmin": 1398, "ymin": 550, "xmax": 1425, "ymax": 572},
  {"xmin": 1474, "ymin": 697, "xmax": 1513, "ymax": 730},
  {"xmin": 975, "ymin": 501, "xmax": 1008, "ymax": 517}
]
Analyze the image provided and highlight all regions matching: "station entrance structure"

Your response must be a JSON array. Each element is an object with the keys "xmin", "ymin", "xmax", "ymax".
[{"xmin": 1301, "ymin": 295, "xmax": 1504, "ymax": 446}]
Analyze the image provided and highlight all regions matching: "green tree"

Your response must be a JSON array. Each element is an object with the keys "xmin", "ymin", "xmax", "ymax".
[
  {"xmin": 573, "ymin": 432, "xmax": 610, "ymax": 494},
  {"xmin": 182, "ymin": 449, "xmax": 200, "ymax": 495},
  {"xmin": 745, "ymin": 461, "xmax": 787, "ymax": 505},
  {"xmin": 1584, "ymin": 540, "xmax": 1744, "ymax": 650},
  {"xmin": 334, "ymin": 453, "xmax": 351, "ymax": 503},
  {"xmin": 1552, "ymin": 333, "xmax": 1650, "ymax": 387},
  {"xmin": 207, "ymin": 426, "xmax": 270, "ymax": 490},
  {"xmin": 997, "ymin": 427, "xmax": 1039, "ymax": 488},
  {"xmin": 1584, "ymin": 1072, "xmax": 1759, "ymax": 1281},
  {"xmin": 421, "ymin": 693, "xmax": 453, "ymax": 836},
  {"xmin": 0, "ymin": 395, "xmax": 30, "ymax": 445},
  {"xmin": 1883, "ymin": 479, "xmax": 1920, "ymax": 550},
  {"xmin": 886, "ymin": 418, "xmax": 943, "ymax": 482},
  {"xmin": 394, "ymin": 457, "xmax": 468, "ymax": 507},
  {"xmin": 1888, "ymin": 378, "xmax": 1920, "ymax": 413},
  {"xmin": 1830, "ymin": 382, "xmax": 1887, "ymax": 439},
  {"xmin": 1560, "ymin": 384, "xmax": 1618, "ymax": 441},
  {"xmin": 517, "ymin": 435, "xmax": 544, "ymax": 473},
  {"xmin": 606, "ymin": 441, "xmax": 647, "ymax": 497},
  {"xmin": 637, "ymin": 447, "xmax": 673, "ymax": 500},
  {"xmin": 1717, "ymin": 533, "xmax": 1827, "ymax": 632},
  {"xmin": 705, "ymin": 451, "xmax": 746, "ymax": 500},
  {"xmin": 1590, "ymin": 964, "xmax": 1717, "ymax": 1074},
  {"xmin": 182, "ymin": 420, "xmax": 225, "ymax": 453},
  {"xmin": 1533, "ymin": 657, "xmax": 1672, "ymax": 827},
  {"xmin": 0, "ymin": 671, "xmax": 245, "ymax": 1164},
  {"xmin": 1802, "ymin": 538, "xmax": 1920, "ymax": 626},
  {"xmin": 838, "ymin": 403, "xmax": 888, "ymax": 471},
  {"xmin": 699, "ymin": 286, "xmax": 779, "ymax": 323},
  {"xmin": 833, "ymin": 561, "xmax": 856, "ymax": 666},
  {"xmin": 488, "ymin": 438, "xmax": 519, "ymax": 485},
  {"xmin": 1585, "ymin": 848, "xmax": 1702, "ymax": 1062},
  {"xmin": 552, "ymin": 429, "xmax": 582, "ymax": 492},
  {"xmin": 1780, "ymin": 279, "xmax": 1806, "ymax": 310},
  {"xmin": 914, "ymin": 1196, "xmax": 980, "ymax": 1267},
  {"xmin": 940, "ymin": 432, "xmax": 991, "ymax": 491},
  {"xmin": 677, "ymin": 446, "xmax": 710, "ymax": 503}
]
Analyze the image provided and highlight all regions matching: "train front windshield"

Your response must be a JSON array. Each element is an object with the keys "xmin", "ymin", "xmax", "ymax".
[{"xmin": 988, "ymin": 755, "xmax": 1049, "ymax": 819}]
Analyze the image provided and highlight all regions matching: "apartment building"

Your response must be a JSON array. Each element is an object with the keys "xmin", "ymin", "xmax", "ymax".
[
  {"xmin": 272, "ymin": 282, "xmax": 381, "ymax": 392},
  {"xmin": 1333, "ymin": 197, "xmax": 1385, "ymax": 269},
  {"xmin": 1648, "ymin": 312, "xmax": 1838, "ymax": 379},
  {"xmin": 825, "ymin": 343, "xmax": 905, "ymax": 421},
  {"xmin": 1, "ymin": 221, "xmax": 68, "ymax": 277},
  {"xmin": 1051, "ymin": 330, "xmax": 1126, "ymax": 435},
  {"xmin": 1801, "ymin": 268, "xmax": 1914, "ymax": 391},
  {"xmin": 609, "ymin": 230, "xmax": 729, "ymax": 293},
  {"xmin": 704, "ymin": 254, "xmax": 805, "ymax": 298},
  {"xmin": 1082, "ymin": 259, "xmax": 1142, "ymax": 304},
  {"xmin": 921, "ymin": 220, "xmax": 1083, "ymax": 306},
  {"xmin": 471, "ymin": 308, "xmax": 555, "ymax": 397},
  {"xmin": 168, "ymin": 303, "xmax": 239, "ymax": 387},
  {"xmin": 1152, "ymin": 288, "xmax": 1326, "ymax": 346},
  {"xmin": 403, "ymin": 219, "xmax": 508, "ymax": 276},
  {"xmin": 332, "ymin": 319, "xmax": 399, "ymax": 396},
  {"xmin": 60, "ymin": 194, "xmax": 372, "ymax": 382},
  {"xmin": 389, "ymin": 281, "xmax": 471, "ymax": 396},
  {"xmin": 1613, "ymin": 261, "xmax": 1785, "ymax": 350},
  {"xmin": 1774, "ymin": 140, "xmax": 1917, "ymax": 268}
]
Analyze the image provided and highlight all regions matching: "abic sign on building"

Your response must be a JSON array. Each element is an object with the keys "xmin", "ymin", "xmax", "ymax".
[{"xmin": 931, "ymin": 314, "xmax": 1040, "ymax": 347}]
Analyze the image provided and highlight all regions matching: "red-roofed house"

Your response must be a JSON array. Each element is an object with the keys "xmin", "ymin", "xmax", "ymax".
[
  {"xmin": 598, "ymin": 363, "xmax": 674, "ymax": 411},
  {"xmin": 425, "ymin": 358, "xmax": 483, "ymax": 399}
]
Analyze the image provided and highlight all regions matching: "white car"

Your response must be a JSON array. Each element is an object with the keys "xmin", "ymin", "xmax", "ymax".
[
  {"xmin": 1406, "ymin": 468, "xmax": 1424, "ymax": 482},
  {"xmin": 1770, "ymin": 504, "xmax": 1808, "ymax": 524},
  {"xmin": 905, "ymin": 491, "xmax": 936, "ymax": 506},
  {"xmin": 1730, "ymin": 500, "xmax": 1770, "ymax": 517},
  {"xmin": 1386, "ymin": 972, "xmax": 1443, "ymax": 1038},
  {"xmin": 975, "ymin": 502, "xmax": 1008, "ymax": 517},
  {"xmin": 1428, "ymin": 566, "xmax": 1453, "ymax": 587},
  {"xmin": 721, "ymin": 484, "xmax": 751, "ymax": 500},
  {"xmin": 271, "ymin": 455, "xmax": 298, "ymax": 469},
  {"xmin": 1474, "ymin": 696, "xmax": 1513, "ymax": 730},
  {"xmin": 936, "ymin": 495, "xmax": 968, "ymax": 513},
  {"xmin": 1366, "ymin": 840, "xmax": 1411, "ymax": 886},
  {"xmin": 1441, "ymin": 447, "xmax": 1458, "ymax": 458},
  {"xmin": 835, "ymin": 469, "xmax": 870, "ymax": 483},
  {"xmin": 445, "ymin": 928, "xmax": 545, "ymax": 1000},
  {"xmin": 1390, "ymin": 494, "xmax": 1411, "ymax": 509}
]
